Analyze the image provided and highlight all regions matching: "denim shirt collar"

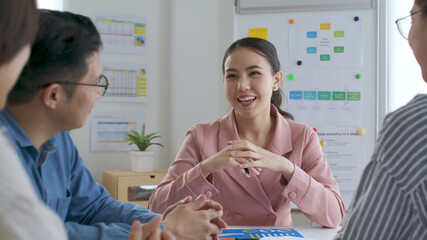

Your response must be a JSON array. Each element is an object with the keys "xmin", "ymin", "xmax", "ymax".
[{"xmin": 0, "ymin": 108, "xmax": 58, "ymax": 165}]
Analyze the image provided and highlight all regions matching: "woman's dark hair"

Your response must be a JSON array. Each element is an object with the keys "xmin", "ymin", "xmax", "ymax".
[
  {"xmin": 0, "ymin": 0, "xmax": 38, "ymax": 65},
  {"xmin": 416, "ymin": 0, "xmax": 427, "ymax": 15},
  {"xmin": 7, "ymin": 9, "xmax": 103, "ymax": 105},
  {"xmin": 222, "ymin": 37, "xmax": 293, "ymax": 120}
]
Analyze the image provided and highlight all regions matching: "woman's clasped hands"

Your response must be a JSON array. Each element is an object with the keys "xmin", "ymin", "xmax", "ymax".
[{"xmin": 200, "ymin": 140, "xmax": 295, "ymax": 181}]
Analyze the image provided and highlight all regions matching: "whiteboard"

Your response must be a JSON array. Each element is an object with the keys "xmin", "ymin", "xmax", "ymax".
[
  {"xmin": 237, "ymin": 0, "xmax": 373, "ymax": 13},
  {"xmin": 234, "ymin": 6, "xmax": 378, "ymax": 208}
]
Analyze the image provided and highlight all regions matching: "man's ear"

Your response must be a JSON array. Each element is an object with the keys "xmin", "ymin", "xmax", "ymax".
[{"xmin": 42, "ymin": 84, "xmax": 64, "ymax": 109}]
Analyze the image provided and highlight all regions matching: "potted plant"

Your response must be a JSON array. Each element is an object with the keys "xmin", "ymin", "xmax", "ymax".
[{"xmin": 125, "ymin": 123, "xmax": 164, "ymax": 172}]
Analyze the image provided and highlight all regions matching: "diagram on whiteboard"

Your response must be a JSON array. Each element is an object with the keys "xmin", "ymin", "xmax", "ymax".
[
  {"xmin": 283, "ymin": 71, "xmax": 363, "ymax": 126},
  {"xmin": 289, "ymin": 15, "xmax": 364, "ymax": 68}
]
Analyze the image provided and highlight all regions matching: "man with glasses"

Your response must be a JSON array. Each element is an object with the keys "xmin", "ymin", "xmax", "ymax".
[
  {"xmin": 334, "ymin": 1, "xmax": 427, "ymax": 239},
  {"xmin": 0, "ymin": 9, "xmax": 226, "ymax": 240}
]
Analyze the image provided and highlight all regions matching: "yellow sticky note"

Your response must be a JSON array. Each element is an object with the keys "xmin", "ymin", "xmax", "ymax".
[
  {"xmin": 320, "ymin": 23, "xmax": 331, "ymax": 30},
  {"xmin": 249, "ymin": 27, "xmax": 268, "ymax": 40}
]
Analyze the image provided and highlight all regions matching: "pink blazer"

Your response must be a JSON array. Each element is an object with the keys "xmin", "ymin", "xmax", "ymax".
[{"xmin": 149, "ymin": 106, "xmax": 345, "ymax": 227}]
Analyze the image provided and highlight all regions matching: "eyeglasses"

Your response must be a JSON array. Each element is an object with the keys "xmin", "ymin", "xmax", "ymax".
[
  {"xmin": 40, "ymin": 75, "xmax": 109, "ymax": 96},
  {"xmin": 395, "ymin": 9, "xmax": 424, "ymax": 39}
]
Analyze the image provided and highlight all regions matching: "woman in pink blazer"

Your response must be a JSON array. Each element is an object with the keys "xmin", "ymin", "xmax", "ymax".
[{"xmin": 149, "ymin": 37, "xmax": 345, "ymax": 228}]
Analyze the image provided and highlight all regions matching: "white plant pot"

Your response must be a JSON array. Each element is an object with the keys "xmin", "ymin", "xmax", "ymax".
[{"xmin": 131, "ymin": 151, "xmax": 154, "ymax": 172}]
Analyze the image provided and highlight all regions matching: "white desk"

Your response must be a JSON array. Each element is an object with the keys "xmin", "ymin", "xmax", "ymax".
[
  {"xmin": 223, "ymin": 226, "xmax": 339, "ymax": 240},
  {"xmin": 291, "ymin": 226, "xmax": 338, "ymax": 239}
]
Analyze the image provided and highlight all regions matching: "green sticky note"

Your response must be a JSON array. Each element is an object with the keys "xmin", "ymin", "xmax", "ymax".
[
  {"xmin": 347, "ymin": 92, "xmax": 361, "ymax": 101},
  {"xmin": 332, "ymin": 92, "xmax": 346, "ymax": 100},
  {"xmin": 334, "ymin": 31, "xmax": 344, "ymax": 37},
  {"xmin": 318, "ymin": 91, "xmax": 331, "ymax": 100},
  {"xmin": 334, "ymin": 46, "xmax": 344, "ymax": 53},
  {"xmin": 320, "ymin": 54, "xmax": 330, "ymax": 61}
]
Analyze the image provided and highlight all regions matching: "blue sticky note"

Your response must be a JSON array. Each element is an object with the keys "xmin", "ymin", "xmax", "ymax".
[
  {"xmin": 307, "ymin": 47, "xmax": 317, "ymax": 54},
  {"xmin": 307, "ymin": 31, "xmax": 317, "ymax": 38},
  {"xmin": 289, "ymin": 91, "xmax": 303, "ymax": 100}
]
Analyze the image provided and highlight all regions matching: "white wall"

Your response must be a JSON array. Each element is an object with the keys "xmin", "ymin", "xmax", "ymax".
[
  {"xmin": 387, "ymin": 0, "xmax": 427, "ymax": 112},
  {"xmin": 64, "ymin": 0, "xmax": 234, "ymax": 182}
]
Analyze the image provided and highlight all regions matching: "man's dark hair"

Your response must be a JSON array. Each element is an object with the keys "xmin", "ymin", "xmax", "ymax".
[
  {"xmin": 0, "ymin": 0, "xmax": 38, "ymax": 65},
  {"xmin": 7, "ymin": 9, "xmax": 102, "ymax": 105},
  {"xmin": 416, "ymin": 0, "xmax": 427, "ymax": 15}
]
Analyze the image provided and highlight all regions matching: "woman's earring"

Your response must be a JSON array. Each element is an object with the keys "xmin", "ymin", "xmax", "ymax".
[{"xmin": 273, "ymin": 86, "xmax": 278, "ymax": 90}]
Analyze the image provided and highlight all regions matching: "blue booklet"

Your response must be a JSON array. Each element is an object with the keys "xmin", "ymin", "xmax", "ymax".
[{"xmin": 218, "ymin": 228, "xmax": 304, "ymax": 239}]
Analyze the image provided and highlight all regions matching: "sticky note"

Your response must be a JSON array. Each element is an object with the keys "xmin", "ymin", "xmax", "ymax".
[
  {"xmin": 318, "ymin": 91, "xmax": 331, "ymax": 100},
  {"xmin": 307, "ymin": 31, "xmax": 317, "ymax": 38},
  {"xmin": 289, "ymin": 91, "xmax": 303, "ymax": 100},
  {"xmin": 334, "ymin": 31, "xmax": 344, "ymax": 37},
  {"xmin": 307, "ymin": 47, "xmax": 317, "ymax": 54},
  {"xmin": 320, "ymin": 54, "xmax": 330, "ymax": 61},
  {"xmin": 320, "ymin": 23, "xmax": 331, "ymax": 30},
  {"xmin": 249, "ymin": 27, "xmax": 268, "ymax": 40},
  {"xmin": 304, "ymin": 91, "xmax": 317, "ymax": 100},
  {"xmin": 334, "ymin": 46, "xmax": 344, "ymax": 53},
  {"xmin": 332, "ymin": 92, "xmax": 346, "ymax": 100},
  {"xmin": 347, "ymin": 92, "xmax": 361, "ymax": 101}
]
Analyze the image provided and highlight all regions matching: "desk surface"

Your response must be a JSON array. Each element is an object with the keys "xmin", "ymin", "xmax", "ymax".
[
  {"xmin": 224, "ymin": 226, "xmax": 338, "ymax": 240},
  {"xmin": 291, "ymin": 226, "xmax": 338, "ymax": 239}
]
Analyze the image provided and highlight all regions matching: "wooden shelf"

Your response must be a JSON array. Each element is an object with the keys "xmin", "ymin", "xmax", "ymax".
[{"xmin": 102, "ymin": 169, "xmax": 167, "ymax": 208}]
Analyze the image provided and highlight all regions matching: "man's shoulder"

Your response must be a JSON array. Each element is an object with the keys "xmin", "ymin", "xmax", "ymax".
[{"xmin": 385, "ymin": 94, "xmax": 427, "ymax": 125}]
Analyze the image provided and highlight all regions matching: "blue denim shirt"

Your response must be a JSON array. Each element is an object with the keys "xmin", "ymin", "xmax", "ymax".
[{"xmin": 0, "ymin": 109, "xmax": 159, "ymax": 240}]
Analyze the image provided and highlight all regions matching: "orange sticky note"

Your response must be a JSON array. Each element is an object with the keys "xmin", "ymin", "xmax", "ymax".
[{"xmin": 249, "ymin": 27, "xmax": 268, "ymax": 40}]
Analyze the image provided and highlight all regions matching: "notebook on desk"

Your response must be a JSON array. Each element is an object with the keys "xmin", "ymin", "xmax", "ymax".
[{"xmin": 218, "ymin": 228, "xmax": 306, "ymax": 239}]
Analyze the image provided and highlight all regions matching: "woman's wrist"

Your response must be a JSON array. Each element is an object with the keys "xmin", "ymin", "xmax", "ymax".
[
  {"xmin": 281, "ymin": 159, "xmax": 295, "ymax": 182},
  {"xmin": 200, "ymin": 161, "xmax": 211, "ymax": 178}
]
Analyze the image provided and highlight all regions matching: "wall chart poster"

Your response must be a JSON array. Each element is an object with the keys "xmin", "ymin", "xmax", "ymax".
[
  {"xmin": 94, "ymin": 12, "xmax": 148, "ymax": 54},
  {"xmin": 90, "ymin": 111, "xmax": 145, "ymax": 152},
  {"xmin": 101, "ymin": 61, "xmax": 148, "ymax": 103},
  {"xmin": 315, "ymin": 127, "xmax": 366, "ymax": 208}
]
